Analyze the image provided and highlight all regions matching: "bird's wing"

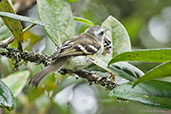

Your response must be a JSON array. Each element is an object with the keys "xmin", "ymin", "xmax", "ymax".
[{"xmin": 51, "ymin": 33, "xmax": 101, "ymax": 60}]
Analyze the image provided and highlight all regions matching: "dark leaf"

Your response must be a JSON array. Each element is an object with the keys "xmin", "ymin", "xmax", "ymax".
[
  {"xmin": 109, "ymin": 81, "xmax": 171, "ymax": 109},
  {"xmin": 133, "ymin": 61, "xmax": 171, "ymax": 87},
  {"xmin": 109, "ymin": 48, "xmax": 171, "ymax": 65}
]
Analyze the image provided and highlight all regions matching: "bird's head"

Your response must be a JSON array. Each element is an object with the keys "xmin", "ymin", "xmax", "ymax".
[{"xmin": 85, "ymin": 25, "xmax": 107, "ymax": 41}]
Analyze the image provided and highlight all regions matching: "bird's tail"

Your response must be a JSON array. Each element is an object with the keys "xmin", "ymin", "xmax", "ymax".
[{"xmin": 29, "ymin": 58, "xmax": 66, "ymax": 88}]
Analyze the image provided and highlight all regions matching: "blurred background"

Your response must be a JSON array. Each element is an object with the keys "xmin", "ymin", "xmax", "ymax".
[{"xmin": 1, "ymin": 0, "xmax": 171, "ymax": 114}]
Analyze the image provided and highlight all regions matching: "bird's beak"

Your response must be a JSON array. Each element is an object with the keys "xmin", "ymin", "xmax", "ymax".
[
  {"xmin": 104, "ymin": 35, "xmax": 111, "ymax": 45},
  {"xmin": 103, "ymin": 29, "xmax": 111, "ymax": 44}
]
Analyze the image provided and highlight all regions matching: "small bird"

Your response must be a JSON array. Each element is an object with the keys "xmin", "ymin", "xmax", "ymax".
[{"xmin": 29, "ymin": 25, "xmax": 109, "ymax": 87}]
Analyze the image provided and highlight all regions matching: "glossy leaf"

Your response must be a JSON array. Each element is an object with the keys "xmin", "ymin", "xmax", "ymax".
[
  {"xmin": 109, "ymin": 81, "xmax": 171, "ymax": 109},
  {"xmin": 74, "ymin": 16, "xmax": 94, "ymax": 26},
  {"xmin": 109, "ymin": 48, "xmax": 171, "ymax": 65},
  {"xmin": 133, "ymin": 61, "xmax": 171, "ymax": 87},
  {"xmin": 37, "ymin": 0, "xmax": 75, "ymax": 45},
  {"xmin": 102, "ymin": 15, "xmax": 131, "ymax": 56},
  {"xmin": 0, "ymin": 0, "xmax": 23, "ymax": 43},
  {"xmin": 2, "ymin": 71, "xmax": 30, "ymax": 97},
  {"xmin": 0, "ymin": 79, "xmax": 14, "ymax": 111}
]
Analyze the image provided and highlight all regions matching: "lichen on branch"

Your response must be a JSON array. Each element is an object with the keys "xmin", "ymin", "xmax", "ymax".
[{"xmin": 0, "ymin": 44, "xmax": 117, "ymax": 90}]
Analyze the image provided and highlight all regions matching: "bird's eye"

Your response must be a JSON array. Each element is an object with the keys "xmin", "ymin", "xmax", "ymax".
[{"xmin": 98, "ymin": 31, "xmax": 104, "ymax": 36}]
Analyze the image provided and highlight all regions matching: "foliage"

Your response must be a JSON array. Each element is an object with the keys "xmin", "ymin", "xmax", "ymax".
[
  {"xmin": 109, "ymin": 81, "xmax": 171, "ymax": 109},
  {"xmin": 0, "ymin": 79, "xmax": 14, "ymax": 111},
  {"xmin": 0, "ymin": 0, "xmax": 171, "ymax": 113},
  {"xmin": 102, "ymin": 15, "xmax": 131, "ymax": 56},
  {"xmin": 1, "ymin": 71, "xmax": 30, "ymax": 97},
  {"xmin": 109, "ymin": 48, "xmax": 171, "ymax": 64},
  {"xmin": 37, "ymin": 0, "xmax": 75, "ymax": 45},
  {"xmin": 0, "ymin": 0, "xmax": 23, "ymax": 44}
]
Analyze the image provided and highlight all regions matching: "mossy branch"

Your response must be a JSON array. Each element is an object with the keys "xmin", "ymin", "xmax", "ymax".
[
  {"xmin": 0, "ymin": 46, "xmax": 51, "ymax": 66},
  {"xmin": 0, "ymin": 44, "xmax": 117, "ymax": 90}
]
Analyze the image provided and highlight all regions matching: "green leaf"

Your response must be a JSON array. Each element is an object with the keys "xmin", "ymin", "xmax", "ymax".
[
  {"xmin": 109, "ymin": 62, "xmax": 144, "ymax": 81},
  {"xmin": 102, "ymin": 15, "xmax": 131, "ymax": 56},
  {"xmin": 37, "ymin": 0, "xmax": 75, "ymax": 45},
  {"xmin": 0, "ymin": 11, "xmax": 69, "ymax": 34},
  {"xmin": 89, "ymin": 15, "xmax": 139, "ymax": 82},
  {"xmin": 158, "ymin": 77, "xmax": 171, "ymax": 83},
  {"xmin": 0, "ymin": 18, "xmax": 12, "ymax": 41},
  {"xmin": 0, "ymin": 47, "xmax": 7, "ymax": 53},
  {"xmin": 109, "ymin": 48, "xmax": 171, "ymax": 65},
  {"xmin": 68, "ymin": 0, "xmax": 78, "ymax": 3},
  {"xmin": 0, "ymin": 12, "xmax": 44, "ymax": 26},
  {"xmin": 74, "ymin": 17, "xmax": 94, "ymax": 26},
  {"xmin": 2, "ymin": 71, "xmax": 30, "ymax": 97},
  {"xmin": 133, "ymin": 61, "xmax": 171, "ymax": 87},
  {"xmin": 0, "ymin": 0, "xmax": 23, "ymax": 43},
  {"xmin": 109, "ymin": 81, "xmax": 171, "ymax": 109},
  {"xmin": 0, "ymin": 79, "xmax": 14, "ymax": 111},
  {"xmin": 89, "ymin": 55, "xmax": 144, "ymax": 82}
]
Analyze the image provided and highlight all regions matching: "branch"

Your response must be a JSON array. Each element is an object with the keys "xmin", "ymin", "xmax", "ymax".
[
  {"xmin": 0, "ymin": 43, "xmax": 117, "ymax": 90},
  {"xmin": 0, "ymin": 46, "xmax": 51, "ymax": 66},
  {"xmin": 60, "ymin": 69, "xmax": 118, "ymax": 90}
]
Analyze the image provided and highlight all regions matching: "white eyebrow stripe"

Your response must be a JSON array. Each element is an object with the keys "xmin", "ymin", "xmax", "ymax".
[
  {"xmin": 77, "ymin": 44, "xmax": 90, "ymax": 54},
  {"xmin": 88, "ymin": 45, "xmax": 98, "ymax": 52}
]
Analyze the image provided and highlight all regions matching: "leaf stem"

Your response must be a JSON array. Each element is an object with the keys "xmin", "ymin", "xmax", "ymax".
[{"xmin": 23, "ymin": 23, "xmax": 36, "ymax": 33}]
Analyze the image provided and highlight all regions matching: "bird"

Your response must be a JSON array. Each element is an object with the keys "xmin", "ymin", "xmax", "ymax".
[{"xmin": 29, "ymin": 25, "xmax": 109, "ymax": 87}]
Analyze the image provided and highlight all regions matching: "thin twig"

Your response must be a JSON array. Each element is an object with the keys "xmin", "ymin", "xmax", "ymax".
[
  {"xmin": 0, "ymin": 24, "xmax": 36, "ymax": 48},
  {"xmin": 23, "ymin": 23, "xmax": 36, "ymax": 32},
  {"xmin": 0, "ymin": 37, "xmax": 15, "ymax": 48}
]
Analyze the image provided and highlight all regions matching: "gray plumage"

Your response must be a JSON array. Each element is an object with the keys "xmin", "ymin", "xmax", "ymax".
[
  {"xmin": 29, "ymin": 25, "xmax": 108, "ymax": 87},
  {"xmin": 29, "ymin": 57, "xmax": 67, "ymax": 87}
]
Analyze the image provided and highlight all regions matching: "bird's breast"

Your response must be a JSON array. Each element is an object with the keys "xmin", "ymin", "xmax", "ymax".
[{"xmin": 62, "ymin": 56, "xmax": 91, "ymax": 71}]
